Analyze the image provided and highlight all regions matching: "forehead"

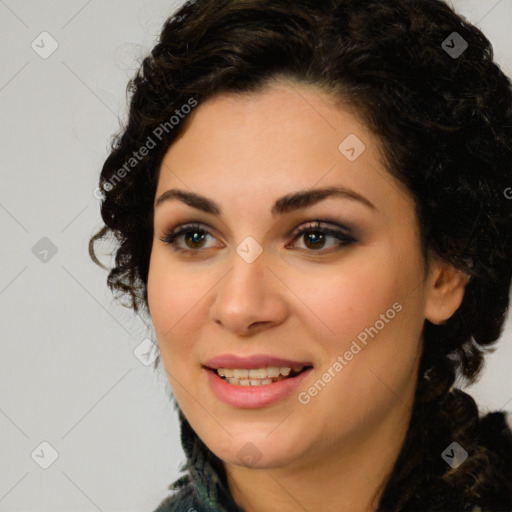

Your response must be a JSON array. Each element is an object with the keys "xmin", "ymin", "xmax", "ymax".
[{"xmin": 156, "ymin": 82, "xmax": 414, "ymax": 221}]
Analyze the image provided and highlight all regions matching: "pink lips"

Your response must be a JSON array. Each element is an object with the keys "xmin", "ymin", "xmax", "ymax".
[
  {"xmin": 205, "ymin": 365, "xmax": 314, "ymax": 408},
  {"xmin": 203, "ymin": 353, "xmax": 313, "ymax": 370}
]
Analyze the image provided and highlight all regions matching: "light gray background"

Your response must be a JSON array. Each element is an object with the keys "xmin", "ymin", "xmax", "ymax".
[{"xmin": 0, "ymin": 1, "xmax": 511, "ymax": 510}]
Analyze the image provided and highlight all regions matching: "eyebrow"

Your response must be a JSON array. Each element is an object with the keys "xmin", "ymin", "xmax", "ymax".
[{"xmin": 154, "ymin": 186, "xmax": 377, "ymax": 216}]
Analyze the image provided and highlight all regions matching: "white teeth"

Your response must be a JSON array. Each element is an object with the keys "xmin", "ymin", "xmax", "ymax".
[
  {"xmin": 216, "ymin": 366, "xmax": 308, "ymax": 386},
  {"xmin": 249, "ymin": 368, "xmax": 267, "ymax": 379},
  {"xmin": 217, "ymin": 366, "xmax": 304, "ymax": 379},
  {"xmin": 266, "ymin": 367, "xmax": 280, "ymax": 378},
  {"xmin": 226, "ymin": 377, "xmax": 277, "ymax": 386}
]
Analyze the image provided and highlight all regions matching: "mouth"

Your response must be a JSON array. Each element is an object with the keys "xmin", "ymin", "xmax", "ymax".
[{"xmin": 204, "ymin": 365, "xmax": 313, "ymax": 386}]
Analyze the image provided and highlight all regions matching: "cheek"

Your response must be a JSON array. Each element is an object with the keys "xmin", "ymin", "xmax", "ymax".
[
  {"xmin": 293, "ymin": 266, "xmax": 423, "ymax": 435},
  {"xmin": 291, "ymin": 246, "xmax": 425, "ymax": 380},
  {"xmin": 289, "ymin": 255, "xmax": 405, "ymax": 344},
  {"xmin": 146, "ymin": 250, "xmax": 200, "ymax": 342}
]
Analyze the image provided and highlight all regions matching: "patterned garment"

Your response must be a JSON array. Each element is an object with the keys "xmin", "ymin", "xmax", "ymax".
[
  {"xmin": 152, "ymin": 409, "xmax": 512, "ymax": 512},
  {"xmin": 153, "ymin": 407, "xmax": 242, "ymax": 512}
]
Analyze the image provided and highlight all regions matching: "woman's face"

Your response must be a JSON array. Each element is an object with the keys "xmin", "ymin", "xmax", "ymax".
[{"xmin": 147, "ymin": 81, "xmax": 440, "ymax": 470}]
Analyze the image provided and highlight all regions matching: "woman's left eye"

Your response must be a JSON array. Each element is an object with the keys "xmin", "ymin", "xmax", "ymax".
[
  {"xmin": 288, "ymin": 221, "xmax": 356, "ymax": 252},
  {"xmin": 159, "ymin": 220, "xmax": 356, "ymax": 254}
]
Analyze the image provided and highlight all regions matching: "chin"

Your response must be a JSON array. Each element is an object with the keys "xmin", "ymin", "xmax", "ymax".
[{"xmin": 208, "ymin": 431, "xmax": 303, "ymax": 470}]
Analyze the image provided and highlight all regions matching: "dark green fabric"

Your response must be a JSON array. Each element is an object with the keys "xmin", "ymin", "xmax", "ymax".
[{"xmin": 152, "ymin": 408, "xmax": 244, "ymax": 512}]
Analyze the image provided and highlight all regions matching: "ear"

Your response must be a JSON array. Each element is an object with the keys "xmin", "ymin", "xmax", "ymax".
[{"xmin": 424, "ymin": 255, "xmax": 471, "ymax": 325}]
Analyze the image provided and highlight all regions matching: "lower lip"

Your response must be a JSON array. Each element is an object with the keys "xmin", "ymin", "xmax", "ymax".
[{"xmin": 205, "ymin": 367, "xmax": 313, "ymax": 408}]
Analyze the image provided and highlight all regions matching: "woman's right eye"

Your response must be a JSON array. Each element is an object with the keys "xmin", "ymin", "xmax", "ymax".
[{"xmin": 159, "ymin": 223, "xmax": 219, "ymax": 253}]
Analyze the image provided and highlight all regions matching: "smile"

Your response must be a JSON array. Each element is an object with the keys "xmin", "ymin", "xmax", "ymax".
[
  {"xmin": 205, "ymin": 365, "xmax": 314, "ymax": 408},
  {"xmin": 215, "ymin": 366, "xmax": 307, "ymax": 386}
]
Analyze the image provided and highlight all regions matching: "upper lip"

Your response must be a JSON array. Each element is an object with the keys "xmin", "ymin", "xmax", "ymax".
[{"xmin": 203, "ymin": 354, "xmax": 313, "ymax": 370}]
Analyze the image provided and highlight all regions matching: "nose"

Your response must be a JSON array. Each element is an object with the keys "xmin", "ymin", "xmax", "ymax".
[{"xmin": 209, "ymin": 249, "xmax": 288, "ymax": 336}]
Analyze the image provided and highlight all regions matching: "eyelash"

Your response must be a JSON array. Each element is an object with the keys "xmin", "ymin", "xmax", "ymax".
[{"xmin": 159, "ymin": 219, "xmax": 356, "ymax": 255}]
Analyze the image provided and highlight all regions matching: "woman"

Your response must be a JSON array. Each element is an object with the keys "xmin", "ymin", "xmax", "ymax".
[{"xmin": 89, "ymin": 0, "xmax": 512, "ymax": 510}]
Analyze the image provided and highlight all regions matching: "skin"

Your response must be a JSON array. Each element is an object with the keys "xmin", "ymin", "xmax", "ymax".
[{"xmin": 147, "ymin": 80, "xmax": 469, "ymax": 512}]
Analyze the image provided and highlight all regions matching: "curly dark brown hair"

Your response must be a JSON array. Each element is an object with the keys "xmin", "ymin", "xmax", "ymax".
[{"xmin": 89, "ymin": 0, "xmax": 512, "ymax": 509}]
